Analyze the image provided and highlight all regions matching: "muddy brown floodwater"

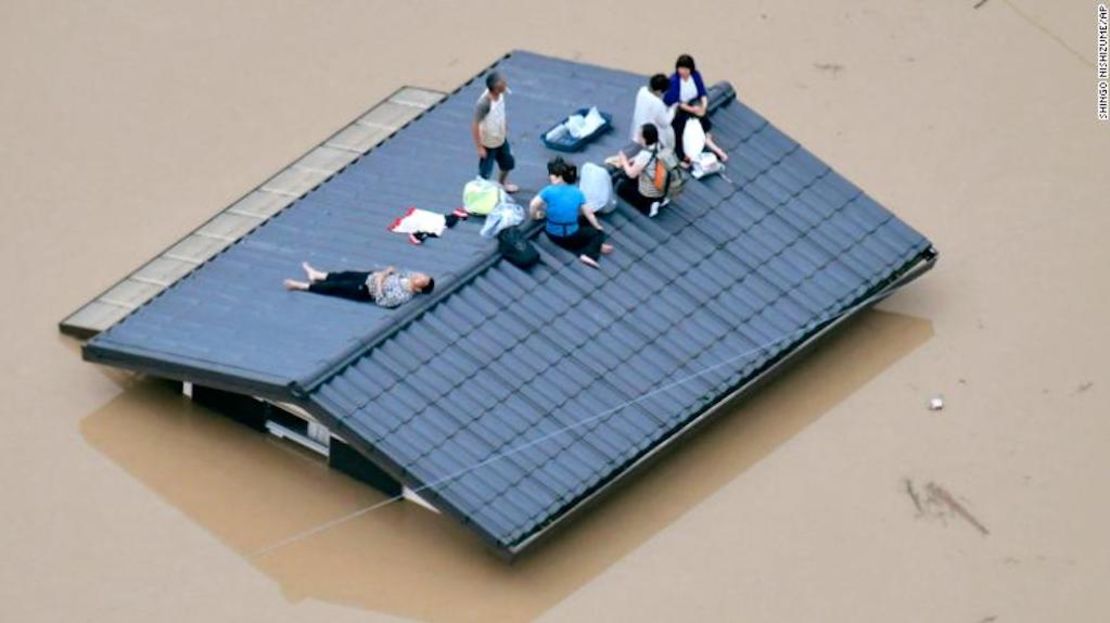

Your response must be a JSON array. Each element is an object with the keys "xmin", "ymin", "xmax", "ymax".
[{"xmin": 2, "ymin": 1, "xmax": 1108, "ymax": 622}]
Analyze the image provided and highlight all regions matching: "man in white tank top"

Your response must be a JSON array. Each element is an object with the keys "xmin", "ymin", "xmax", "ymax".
[{"xmin": 472, "ymin": 72, "xmax": 519, "ymax": 193}]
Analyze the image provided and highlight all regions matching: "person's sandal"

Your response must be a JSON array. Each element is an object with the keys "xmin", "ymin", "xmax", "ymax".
[{"xmin": 579, "ymin": 255, "xmax": 600, "ymax": 269}]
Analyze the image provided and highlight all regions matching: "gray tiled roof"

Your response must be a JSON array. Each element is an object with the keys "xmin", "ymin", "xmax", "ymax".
[
  {"xmin": 85, "ymin": 52, "xmax": 654, "ymax": 394},
  {"xmin": 84, "ymin": 51, "xmax": 934, "ymax": 556}
]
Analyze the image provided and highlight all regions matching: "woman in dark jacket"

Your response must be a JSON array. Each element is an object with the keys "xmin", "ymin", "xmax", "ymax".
[{"xmin": 663, "ymin": 54, "xmax": 729, "ymax": 164}]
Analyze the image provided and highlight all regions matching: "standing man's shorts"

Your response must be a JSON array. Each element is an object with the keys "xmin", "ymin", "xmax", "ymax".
[{"xmin": 478, "ymin": 141, "xmax": 516, "ymax": 179}]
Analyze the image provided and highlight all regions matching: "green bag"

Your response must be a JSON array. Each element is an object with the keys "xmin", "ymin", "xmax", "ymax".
[{"xmin": 463, "ymin": 177, "xmax": 504, "ymax": 216}]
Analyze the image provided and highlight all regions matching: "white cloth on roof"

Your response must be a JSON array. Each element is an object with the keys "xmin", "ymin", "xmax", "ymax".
[{"xmin": 388, "ymin": 207, "xmax": 447, "ymax": 236}]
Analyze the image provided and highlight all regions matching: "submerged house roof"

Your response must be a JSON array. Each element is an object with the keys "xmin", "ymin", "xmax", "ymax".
[{"xmin": 83, "ymin": 51, "xmax": 936, "ymax": 557}]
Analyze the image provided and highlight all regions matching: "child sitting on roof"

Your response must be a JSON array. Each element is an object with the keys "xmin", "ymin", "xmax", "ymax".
[
  {"xmin": 283, "ymin": 262, "xmax": 434, "ymax": 308},
  {"xmin": 529, "ymin": 157, "xmax": 614, "ymax": 269}
]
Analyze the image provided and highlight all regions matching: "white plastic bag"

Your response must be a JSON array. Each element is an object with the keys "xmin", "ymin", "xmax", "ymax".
[
  {"xmin": 480, "ymin": 201, "xmax": 525, "ymax": 238},
  {"xmin": 578, "ymin": 162, "xmax": 615, "ymax": 213},
  {"xmin": 545, "ymin": 124, "xmax": 569, "ymax": 142},
  {"xmin": 691, "ymin": 152, "xmax": 723, "ymax": 179},
  {"xmin": 581, "ymin": 107, "xmax": 606, "ymax": 136},
  {"xmin": 564, "ymin": 114, "xmax": 589, "ymax": 138},
  {"xmin": 682, "ymin": 117, "xmax": 706, "ymax": 159},
  {"xmin": 564, "ymin": 107, "xmax": 606, "ymax": 139}
]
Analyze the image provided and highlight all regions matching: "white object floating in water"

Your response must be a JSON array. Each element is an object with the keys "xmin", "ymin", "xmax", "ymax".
[{"xmin": 927, "ymin": 395, "xmax": 945, "ymax": 411}]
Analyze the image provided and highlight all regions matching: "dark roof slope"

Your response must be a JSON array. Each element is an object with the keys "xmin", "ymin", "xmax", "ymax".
[
  {"xmin": 86, "ymin": 51, "xmax": 650, "ymax": 395},
  {"xmin": 306, "ymin": 83, "xmax": 932, "ymax": 554},
  {"xmin": 84, "ymin": 51, "xmax": 935, "ymax": 556}
]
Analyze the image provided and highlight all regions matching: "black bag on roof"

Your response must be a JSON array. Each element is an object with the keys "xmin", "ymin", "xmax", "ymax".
[{"xmin": 497, "ymin": 226, "xmax": 539, "ymax": 269}]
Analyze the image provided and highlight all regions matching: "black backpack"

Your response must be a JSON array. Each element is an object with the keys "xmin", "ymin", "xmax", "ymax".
[{"xmin": 497, "ymin": 226, "xmax": 539, "ymax": 269}]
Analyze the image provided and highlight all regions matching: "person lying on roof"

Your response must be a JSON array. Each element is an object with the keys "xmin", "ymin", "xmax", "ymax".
[
  {"xmin": 529, "ymin": 157, "xmax": 613, "ymax": 269},
  {"xmin": 283, "ymin": 262, "xmax": 434, "ymax": 308}
]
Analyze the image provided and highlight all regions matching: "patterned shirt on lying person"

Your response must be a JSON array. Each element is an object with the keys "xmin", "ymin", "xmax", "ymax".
[
  {"xmin": 369, "ymin": 271, "xmax": 418, "ymax": 308},
  {"xmin": 291, "ymin": 263, "xmax": 434, "ymax": 307},
  {"xmin": 302, "ymin": 270, "xmax": 416, "ymax": 308}
]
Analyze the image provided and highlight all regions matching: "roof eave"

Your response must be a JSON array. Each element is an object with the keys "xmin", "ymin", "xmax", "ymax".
[{"xmin": 83, "ymin": 341, "xmax": 296, "ymax": 403}]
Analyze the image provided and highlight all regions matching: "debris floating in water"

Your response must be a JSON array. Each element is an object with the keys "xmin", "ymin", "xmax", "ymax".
[{"xmin": 928, "ymin": 394, "xmax": 945, "ymax": 411}]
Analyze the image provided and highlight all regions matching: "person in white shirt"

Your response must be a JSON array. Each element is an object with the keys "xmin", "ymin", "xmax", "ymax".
[{"xmin": 630, "ymin": 74, "xmax": 675, "ymax": 149}]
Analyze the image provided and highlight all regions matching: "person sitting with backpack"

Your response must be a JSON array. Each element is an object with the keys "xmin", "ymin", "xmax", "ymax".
[
  {"xmin": 616, "ymin": 123, "xmax": 678, "ymax": 218},
  {"xmin": 283, "ymin": 262, "xmax": 434, "ymax": 308},
  {"xmin": 529, "ymin": 157, "xmax": 613, "ymax": 269}
]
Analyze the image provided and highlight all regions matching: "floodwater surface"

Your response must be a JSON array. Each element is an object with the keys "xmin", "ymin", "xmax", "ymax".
[
  {"xmin": 2, "ymin": 1, "xmax": 1108, "ymax": 621},
  {"xmin": 80, "ymin": 311, "xmax": 931, "ymax": 621}
]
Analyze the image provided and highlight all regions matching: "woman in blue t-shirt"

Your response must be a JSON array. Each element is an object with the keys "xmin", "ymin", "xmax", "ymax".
[{"xmin": 529, "ymin": 157, "xmax": 613, "ymax": 268}]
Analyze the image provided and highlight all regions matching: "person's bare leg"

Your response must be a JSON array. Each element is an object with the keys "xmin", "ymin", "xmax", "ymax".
[
  {"xmin": 301, "ymin": 261, "xmax": 327, "ymax": 282},
  {"xmin": 706, "ymin": 134, "xmax": 729, "ymax": 162},
  {"xmin": 601, "ymin": 243, "xmax": 614, "ymax": 255},
  {"xmin": 284, "ymin": 279, "xmax": 309, "ymax": 291},
  {"xmin": 499, "ymin": 169, "xmax": 519, "ymax": 193},
  {"xmin": 579, "ymin": 255, "xmax": 600, "ymax": 269}
]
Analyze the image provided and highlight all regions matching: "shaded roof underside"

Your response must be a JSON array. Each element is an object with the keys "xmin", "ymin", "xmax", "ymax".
[{"xmin": 85, "ymin": 51, "xmax": 933, "ymax": 555}]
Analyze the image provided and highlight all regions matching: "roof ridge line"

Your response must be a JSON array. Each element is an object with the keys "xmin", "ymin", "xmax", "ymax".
[{"xmin": 293, "ymin": 79, "xmax": 737, "ymax": 398}]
